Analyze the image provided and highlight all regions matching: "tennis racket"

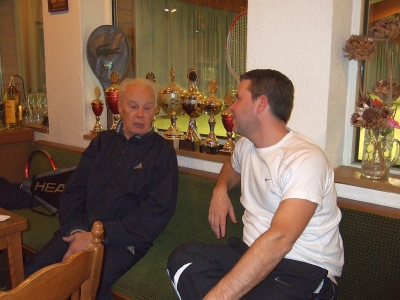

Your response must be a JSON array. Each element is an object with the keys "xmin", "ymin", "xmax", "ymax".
[{"xmin": 226, "ymin": 11, "xmax": 248, "ymax": 82}]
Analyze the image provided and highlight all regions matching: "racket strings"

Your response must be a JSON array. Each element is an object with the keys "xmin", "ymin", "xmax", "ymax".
[{"xmin": 227, "ymin": 13, "xmax": 247, "ymax": 80}]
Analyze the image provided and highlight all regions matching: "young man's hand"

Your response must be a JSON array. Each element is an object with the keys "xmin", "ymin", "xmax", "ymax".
[{"xmin": 209, "ymin": 188, "xmax": 237, "ymax": 239}]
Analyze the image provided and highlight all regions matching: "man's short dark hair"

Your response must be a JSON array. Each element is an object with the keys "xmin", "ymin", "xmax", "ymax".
[{"xmin": 240, "ymin": 69, "xmax": 294, "ymax": 123}]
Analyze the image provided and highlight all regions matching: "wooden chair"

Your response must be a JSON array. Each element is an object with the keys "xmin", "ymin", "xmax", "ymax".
[{"xmin": 0, "ymin": 221, "xmax": 104, "ymax": 300}]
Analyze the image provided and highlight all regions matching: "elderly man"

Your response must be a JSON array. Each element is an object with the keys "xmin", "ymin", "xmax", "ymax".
[
  {"xmin": 167, "ymin": 69, "xmax": 343, "ymax": 300},
  {"xmin": 25, "ymin": 78, "xmax": 179, "ymax": 300}
]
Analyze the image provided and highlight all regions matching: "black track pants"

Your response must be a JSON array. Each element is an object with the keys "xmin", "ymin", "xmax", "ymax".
[{"xmin": 167, "ymin": 237, "xmax": 338, "ymax": 300}]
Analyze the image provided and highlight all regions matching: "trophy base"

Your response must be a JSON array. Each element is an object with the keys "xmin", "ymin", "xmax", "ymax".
[
  {"xmin": 218, "ymin": 148, "xmax": 233, "ymax": 155},
  {"xmin": 165, "ymin": 138, "xmax": 180, "ymax": 149},
  {"xmin": 90, "ymin": 130, "xmax": 103, "ymax": 135},
  {"xmin": 200, "ymin": 144, "xmax": 223, "ymax": 155},
  {"xmin": 179, "ymin": 139, "xmax": 200, "ymax": 152}
]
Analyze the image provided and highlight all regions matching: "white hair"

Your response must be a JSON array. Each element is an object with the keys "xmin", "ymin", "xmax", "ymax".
[{"xmin": 118, "ymin": 78, "xmax": 158, "ymax": 105}]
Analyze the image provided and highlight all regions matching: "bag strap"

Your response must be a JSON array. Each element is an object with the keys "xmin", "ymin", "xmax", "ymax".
[
  {"xmin": 29, "ymin": 174, "xmax": 58, "ymax": 217},
  {"xmin": 25, "ymin": 150, "xmax": 58, "ymax": 178},
  {"xmin": 26, "ymin": 150, "xmax": 59, "ymax": 217}
]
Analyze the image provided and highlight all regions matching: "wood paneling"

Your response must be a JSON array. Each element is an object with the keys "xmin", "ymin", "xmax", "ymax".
[
  {"xmin": 369, "ymin": 0, "xmax": 400, "ymax": 23},
  {"xmin": 179, "ymin": 0, "xmax": 247, "ymax": 13},
  {"xmin": 116, "ymin": 1, "xmax": 135, "ymax": 80},
  {"xmin": 0, "ymin": 128, "xmax": 34, "ymax": 183}
]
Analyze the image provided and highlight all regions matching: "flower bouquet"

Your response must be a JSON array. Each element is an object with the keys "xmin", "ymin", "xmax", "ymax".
[{"xmin": 343, "ymin": 19, "xmax": 400, "ymax": 179}]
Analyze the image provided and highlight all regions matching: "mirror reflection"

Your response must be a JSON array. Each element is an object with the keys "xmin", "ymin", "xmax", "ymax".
[
  {"xmin": 363, "ymin": 0, "xmax": 400, "ymax": 98},
  {"xmin": 357, "ymin": 0, "xmax": 400, "ymax": 164},
  {"xmin": 114, "ymin": 0, "xmax": 247, "ymax": 136},
  {"xmin": 0, "ymin": 0, "xmax": 46, "ymax": 96}
]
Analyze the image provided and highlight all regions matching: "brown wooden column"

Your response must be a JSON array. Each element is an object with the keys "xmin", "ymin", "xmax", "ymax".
[{"xmin": 0, "ymin": 128, "xmax": 34, "ymax": 183}]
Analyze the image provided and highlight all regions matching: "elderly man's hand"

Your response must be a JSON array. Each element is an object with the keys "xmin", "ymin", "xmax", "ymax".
[{"xmin": 62, "ymin": 231, "xmax": 93, "ymax": 261}]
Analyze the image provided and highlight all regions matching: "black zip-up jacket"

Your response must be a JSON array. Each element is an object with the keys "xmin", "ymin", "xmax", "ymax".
[{"xmin": 58, "ymin": 125, "xmax": 178, "ymax": 258}]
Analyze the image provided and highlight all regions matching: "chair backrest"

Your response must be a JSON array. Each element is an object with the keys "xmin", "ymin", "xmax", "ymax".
[{"xmin": 0, "ymin": 221, "xmax": 104, "ymax": 300}]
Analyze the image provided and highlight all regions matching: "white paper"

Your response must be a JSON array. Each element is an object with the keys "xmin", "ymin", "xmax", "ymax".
[{"xmin": 0, "ymin": 214, "xmax": 10, "ymax": 221}]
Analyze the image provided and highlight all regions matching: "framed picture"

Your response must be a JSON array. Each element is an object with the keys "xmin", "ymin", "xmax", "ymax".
[{"xmin": 48, "ymin": 0, "xmax": 69, "ymax": 13}]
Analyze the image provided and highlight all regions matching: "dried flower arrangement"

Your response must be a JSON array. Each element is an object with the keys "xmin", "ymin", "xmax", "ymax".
[
  {"xmin": 343, "ymin": 18, "xmax": 400, "ymax": 179},
  {"xmin": 344, "ymin": 19, "xmax": 400, "ymax": 129}
]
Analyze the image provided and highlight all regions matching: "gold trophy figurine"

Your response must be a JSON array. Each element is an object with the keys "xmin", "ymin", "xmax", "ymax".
[
  {"xmin": 179, "ymin": 69, "xmax": 205, "ymax": 152},
  {"xmin": 158, "ymin": 68, "xmax": 186, "ymax": 146},
  {"xmin": 90, "ymin": 86, "xmax": 104, "ymax": 135},
  {"xmin": 200, "ymin": 79, "xmax": 224, "ymax": 154},
  {"xmin": 105, "ymin": 71, "xmax": 120, "ymax": 129},
  {"xmin": 145, "ymin": 72, "xmax": 160, "ymax": 132}
]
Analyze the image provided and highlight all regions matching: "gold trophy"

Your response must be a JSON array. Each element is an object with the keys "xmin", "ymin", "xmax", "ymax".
[
  {"xmin": 145, "ymin": 72, "xmax": 160, "ymax": 132},
  {"xmin": 200, "ymin": 79, "xmax": 224, "ymax": 154},
  {"xmin": 219, "ymin": 90, "xmax": 236, "ymax": 154},
  {"xmin": 159, "ymin": 68, "xmax": 186, "ymax": 147},
  {"xmin": 105, "ymin": 71, "xmax": 120, "ymax": 129},
  {"xmin": 179, "ymin": 69, "xmax": 205, "ymax": 152},
  {"xmin": 90, "ymin": 86, "xmax": 104, "ymax": 135}
]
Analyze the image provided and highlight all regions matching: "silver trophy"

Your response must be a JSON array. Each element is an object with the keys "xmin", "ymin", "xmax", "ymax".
[
  {"xmin": 179, "ymin": 69, "xmax": 205, "ymax": 152},
  {"xmin": 200, "ymin": 79, "xmax": 223, "ymax": 154},
  {"xmin": 158, "ymin": 68, "xmax": 186, "ymax": 141}
]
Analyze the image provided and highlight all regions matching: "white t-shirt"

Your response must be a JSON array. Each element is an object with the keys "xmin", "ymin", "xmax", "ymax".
[{"xmin": 231, "ymin": 130, "xmax": 344, "ymax": 278}]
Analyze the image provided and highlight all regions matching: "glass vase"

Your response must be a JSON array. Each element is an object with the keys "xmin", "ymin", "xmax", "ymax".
[{"xmin": 361, "ymin": 128, "xmax": 400, "ymax": 180}]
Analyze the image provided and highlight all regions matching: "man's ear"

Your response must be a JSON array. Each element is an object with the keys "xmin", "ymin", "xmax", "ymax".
[
  {"xmin": 257, "ymin": 95, "xmax": 268, "ymax": 112},
  {"xmin": 118, "ymin": 100, "xmax": 122, "ymax": 115}
]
